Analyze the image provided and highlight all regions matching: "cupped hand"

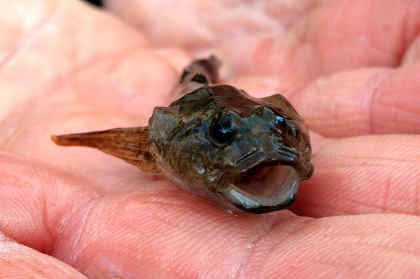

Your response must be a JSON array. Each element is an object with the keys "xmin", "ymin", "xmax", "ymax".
[{"xmin": 1, "ymin": 0, "xmax": 420, "ymax": 278}]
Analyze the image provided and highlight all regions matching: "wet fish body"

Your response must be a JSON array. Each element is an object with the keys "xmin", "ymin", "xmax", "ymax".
[{"xmin": 52, "ymin": 56, "xmax": 313, "ymax": 213}]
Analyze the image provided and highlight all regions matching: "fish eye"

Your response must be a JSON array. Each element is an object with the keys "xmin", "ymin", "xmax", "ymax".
[
  {"xmin": 191, "ymin": 74, "xmax": 208, "ymax": 83},
  {"xmin": 209, "ymin": 114, "xmax": 235, "ymax": 146}
]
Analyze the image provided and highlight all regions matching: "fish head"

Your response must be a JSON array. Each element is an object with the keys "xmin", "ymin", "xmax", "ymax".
[{"xmin": 148, "ymin": 85, "xmax": 313, "ymax": 213}]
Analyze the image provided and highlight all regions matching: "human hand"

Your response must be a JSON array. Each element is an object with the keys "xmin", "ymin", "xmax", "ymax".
[{"xmin": 1, "ymin": 0, "xmax": 420, "ymax": 278}]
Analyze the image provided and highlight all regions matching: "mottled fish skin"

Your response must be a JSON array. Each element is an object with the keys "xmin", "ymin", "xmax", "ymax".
[
  {"xmin": 52, "ymin": 56, "xmax": 313, "ymax": 214},
  {"xmin": 148, "ymin": 84, "xmax": 313, "ymax": 212}
]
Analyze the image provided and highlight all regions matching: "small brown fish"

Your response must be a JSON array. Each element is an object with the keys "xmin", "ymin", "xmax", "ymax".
[{"xmin": 52, "ymin": 56, "xmax": 313, "ymax": 213}]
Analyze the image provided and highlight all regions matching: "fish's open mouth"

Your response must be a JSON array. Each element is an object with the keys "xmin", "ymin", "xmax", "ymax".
[{"xmin": 221, "ymin": 164, "xmax": 300, "ymax": 213}]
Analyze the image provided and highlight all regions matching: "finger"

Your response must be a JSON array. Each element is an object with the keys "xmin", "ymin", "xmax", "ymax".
[
  {"xmin": 0, "ymin": 152, "xmax": 103, "ymax": 250},
  {"xmin": 0, "ymin": 233, "xmax": 86, "ymax": 278},
  {"xmin": 403, "ymin": 36, "xmax": 420, "ymax": 64},
  {"xmin": 292, "ymin": 134, "xmax": 420, "ymax": 217},
  {"xmin": 227, "ymin": 64, "xmax": 420, "ymax": 138},
  {"xmin": 289, "ymin": 63, "xmax": 420, "ymax": 137},
  {"xmin": 3, "ymin": 152, "xmax": 420, "ymax": 278},
  {"xmin": 239, "ymin": 213, "xmax": 420, "ymax": 278},
  {"xmin": 104, "ymin": 0, "xmax": 420, "ymax": 80}
]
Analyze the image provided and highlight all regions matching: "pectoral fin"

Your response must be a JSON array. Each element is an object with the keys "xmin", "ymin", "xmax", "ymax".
[{"xmin": 51, "ymin": 127, "xmax": 160, "ymax": 174}]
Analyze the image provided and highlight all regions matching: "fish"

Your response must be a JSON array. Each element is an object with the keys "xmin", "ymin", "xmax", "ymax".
[{"xmin": 51, "ymin": 56, "xmax": 313, "ymax": 214}]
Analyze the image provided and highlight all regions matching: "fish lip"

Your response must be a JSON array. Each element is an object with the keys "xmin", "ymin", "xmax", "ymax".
[
  {"xmin": 232, "ymin": 194, "xmax": 296, "ymax": 214},
  {"xmin": 220, "ymin": 165, "xmax": 300, "ymax": 213}
]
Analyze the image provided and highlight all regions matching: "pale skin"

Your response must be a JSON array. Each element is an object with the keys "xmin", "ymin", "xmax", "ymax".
[{"xmin": 1, "ymin": 0, "xmax": 420, "ymax": 278}]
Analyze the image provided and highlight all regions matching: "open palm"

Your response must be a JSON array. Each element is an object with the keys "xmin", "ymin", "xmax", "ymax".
[{"xmin": 1, "ymin": 0, "xmax": 420, "ymax": 278}]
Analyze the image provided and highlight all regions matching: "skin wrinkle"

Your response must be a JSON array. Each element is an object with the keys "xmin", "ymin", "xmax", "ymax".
[
  {"xmin": 318, "ymin": 175, "xmax": 417, "ymax": 215},
  {"xmin": 345, "ymin": 236, "xmax": 420, "ymax": 262},
  {"xmin": 403, "ymin": 0, "xmax": 420, "ymax": 55},
  {"xmin": 74, "ymin": 244, "xmax": 105, "ymax": 275},
  {"xmin": 114, "ymin": 190, "xmax": 192, "ymax": 228},
  {"xmin": 0, "ymin": 153, "xmax": 93, "ymax": 256},
  {"xmin": 0, "ymin": 0, "xmax": 60, "ymax": 70},
  {"xmin": 291, "ymin": 3, "xmax": 317, "ymax": 45},
  {"xmin": 289, "ymin": 81, "xmax": 330, "ymax": 137},
  {"xmin": 306, "ymin": 258, "xmax": 361, "ymax": 279},
  {"xmin": 329, "ymin": 89, "xmax": 339, "ymax": 132},
  {"xmin": 296, "ymin": 221, "xmax": 420, "ymax": 277},
  {"xmin": 336, "ymin": 154, "xmax": 419, "ymax": 164},
  {"xmin": 0, "ymin": 95, "xmax": 58, "ymax": 149},
  {"xmin": 387, "ymin": 88, "xmax": 399, "ymax": 133},
  {"xmin": 360, "ymin": 1, "xmax": 401, "ymax": 67},
  {"xmin": 363, "ymin": 4, "xmax": 403, "ymax": 67},
  {"xmin": 287, "ymin": 22, "xmax": 317, "ymax": 80},
  {"xmin": 0, "ymin": 44, "xmax": 156, "ymax": 151},
  {"xmin": 294, "ymin": 135, "xmax": 420, "ymax": 216},
  {"xmin": 67, "ymin": 45, "xmax": 158, "ymax": 102},
  {"xmin": 62, "ymin": 197, "xmax": 102, "ymax": 265},
  {"xmin": 389, "ymin": 165, "xmax": 418, "ymax": 215},
  {"xmin": 399, "ymin": 0, "xmax": 410, "ymax": 65},
  {"xmin": 307, "ymin": 130, "xmax": 330, "ymax": 155},
  {"xmin": 403, "ymin": 38, "xmax": 420, "ymax": 64},
  {"xmin": 338, "ymin": 164, "xmax": 417, "ymax": 214},
  {"xmin": 313, "ymin": 268, "xmax": 354, "ymax": 279},
  {"xmin": 68, "ymin": 46, "xmax": 175, "ymax": 119},
  {"xmin": 50, "ymin": 195, "xmax": 84, "ymax": 259},
  {"xmin": 314, "ymin": 256, "xmax": 375, "ymax": 278},
  {"xmin": 124, "ymin": 200, "xmax": 184, "ymax": 228},
  {"xmin": 0, "ymin": 64, "xmax": 79, "ymax": 148},
  {"xmin": 17, "ymin": 260, "xmax": 49, "ymax": 279},
  {"xmin": 63, "ymin": 174, "xmax": 106, "ymax": 245},
  {"xmin": 38, "ymin": 170, "xmax": 56, "ymax": 255},
  {"xmin": 326, "ymin": 157, "xmax": 418, "ymax": 213},
  {"xmin": 307, "ymin": 0, "xmax": 402, "ymax": 74},
  {"xmin": 345, "ymin": 198, "xmax": 400, "ymax": 215},
  {"xmin": 295, "ymin": 200, "xmax": 354, "ymax": 216},
  {"xmin": 284, "ymin": 2, "xmax": 326, "ymax": 79},
  {"xmin": 238, "ymin": 216, "xmax": 314, "ymax": 279},
  {"xmin": 0, "ymin": 257, "xmax": 42, "ymax": 278},
  {"xmin": 294, "ymin": 2, "xmax": 335, "ymax": 77},
  {"xmin": 261, "ymin": 222, "xmax": 361, "ymax": 279},
  {"xmin": 362, "ymin": 70, "xmax": 388, "ymax": 135},
  {"xmin": 381, "ymin": 175, "xmax": 391, "ymax": 213},
  {"xmin": 416, "ymin": 181, "xmax": 420, "ymax": 216},
  {"xmin": 0, "ymin": 238, "xmax": 87, "ymax": 278},
  {"xmin": 233, "ymin": 214, "xmax": 279, "ymax": 279},
  {"xmin": 1, "ymin": 171, "xmax": 46, "ymax": 245},
  {"xmin": 58, "ymin": 190, "xmax": 197, "ymax": 272},
  {"xmin": 385, "ymin": 98, "xmax": 420, "ymax": 116},
  {"xmin": 364, "ymin": 38, "xmax": 399, "ymax": 67},
  {"xmin": 43, "ymin": 174, "xmax": 99, "ymax": 259},
  {"xmin": 0, "ymin": 3, "xmax": 152, "ymax": 136}
]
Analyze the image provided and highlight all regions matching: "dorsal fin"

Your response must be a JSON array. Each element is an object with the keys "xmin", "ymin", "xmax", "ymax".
[{"xmin": 260, "ymin": 94, "xmax": 300, "ymax": 120}]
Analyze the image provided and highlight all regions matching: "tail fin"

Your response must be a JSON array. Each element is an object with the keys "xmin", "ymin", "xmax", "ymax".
[{"xmin": 51, "ymin": 127, "xmax": 160, "ymax": 174}]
